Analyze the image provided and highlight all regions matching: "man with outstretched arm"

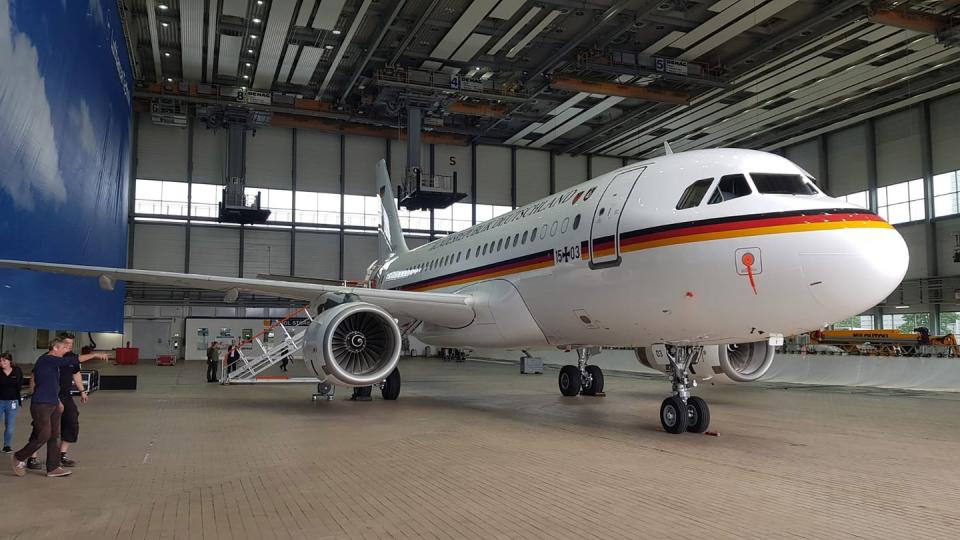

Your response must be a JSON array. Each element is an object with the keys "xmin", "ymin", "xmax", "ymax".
[{"xmin": 11, "ymin": 333, "xmax": 107, "ymax": 478}]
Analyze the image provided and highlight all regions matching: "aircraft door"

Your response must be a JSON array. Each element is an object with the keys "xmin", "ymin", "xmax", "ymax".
[{"xmin": 589, "ymin": 167, "xmax": 646, "ymax": 267}]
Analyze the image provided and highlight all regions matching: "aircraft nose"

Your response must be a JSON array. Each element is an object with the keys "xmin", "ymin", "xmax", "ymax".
[{"xmin": 799, "ymin": 226, "xmax": 909, "ymax": 320}]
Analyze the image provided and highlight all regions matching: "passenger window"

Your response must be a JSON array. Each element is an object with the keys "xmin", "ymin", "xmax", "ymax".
[
  {"xmin": 497, "ymin": 238, "xmax": 503, "ymax": 251},
  {"xmin": 573, "ymin": 214, "xmax": 581, "ymax": 230},
  {"xmin": 531, "ymin": 227, "xmax": 538, "ymax": 240},
  {"xmin": 522, "ymin": 230, "xmax": 528, "ymax": 244},
  {"xmin": 457, "ymin": 252, "xmax": 461, "ymax": 262},
  {"xmin": 513, "ymin": 233, "xmax": 519, "ymax": 246},
  {"xmin": 482, "ymin": 244, "xmax": 487, "ymax": 256},
  {"xmin": 550, "ymin": 221, "xmax": 558, "ymax": 237},
  {"xmin": 708, "ymin": 174, "xmax": 752, "ymax": 204},
  {"xmin": 475, "ymin": 246, "xmax": 481, "ymax": 257},
  {"xmin": 561, "ymin": 217, "xmax": 569, "ymax": 234},
  {"xmin": 750, "ymin": 173, "xmax": 818, "ymax": 195},
  {"xmin": 676, "ymin": 178, "xmax": 713, "ymax": 209},
  {"xmin": 465, "ymin": 250, "xmax": 470, "ymax": 260}
]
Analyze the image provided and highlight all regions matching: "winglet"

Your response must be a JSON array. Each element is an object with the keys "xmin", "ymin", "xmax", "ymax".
[
  {"xmin": 663, "ymin": 141, "xmax": 674, "ymax": 155},
  {"xmin": 376, "ymin": 159, "xmax": 409, "ymax": 256}
]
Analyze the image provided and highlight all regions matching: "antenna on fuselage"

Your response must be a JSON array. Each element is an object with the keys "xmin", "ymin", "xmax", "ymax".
[{"xmin": 663, "ymin": 141, "xmax": 674, "ymax": 155}]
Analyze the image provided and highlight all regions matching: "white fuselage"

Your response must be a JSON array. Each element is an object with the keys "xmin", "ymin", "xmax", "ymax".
[{"xmin": 373, "ymin": 149, "xmax": 908, "ymax": 349}]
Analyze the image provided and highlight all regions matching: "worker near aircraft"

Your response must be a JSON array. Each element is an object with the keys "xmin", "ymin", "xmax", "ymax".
[{"xmin": 10, "ymin": 333, "xmax": 106, "ymax": 478}]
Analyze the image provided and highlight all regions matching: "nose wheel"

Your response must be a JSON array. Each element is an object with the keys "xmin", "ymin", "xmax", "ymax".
[
  {"xmin": 558, "ymin": 347, "xmax": 605, "ymax": 396},
  {"xmin": 657, "ymin": 345, "xmax": 711, "ymax": 434}
]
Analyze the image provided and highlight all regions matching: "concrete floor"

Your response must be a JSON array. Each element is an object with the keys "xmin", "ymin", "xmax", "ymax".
[{"xmin": 4, "ymin": 358, "xmax": 960, "ymax": 539}]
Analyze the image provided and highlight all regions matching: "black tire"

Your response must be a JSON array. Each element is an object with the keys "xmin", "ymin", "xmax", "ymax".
[
  {"xmin": 685, "ymin": 396, "xmax": 710, "ymax": 433},
  {"xmin": 660, "ymin": 396, "xmax": 688, "ymax": 434},
  {"xmin": 581, "ymin": 365, "xmax": 604, "ymax": 396},
  {"xmin": 558, "ymin": 365, "xmax": 581, "ymax": 396},
  {"xmin": 381, "ymin": 368, "xmax": 401, "ymax": 400}
]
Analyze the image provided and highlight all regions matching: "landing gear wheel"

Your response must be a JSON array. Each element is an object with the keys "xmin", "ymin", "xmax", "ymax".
[
  {"xmin": 685, "ymin": 396, "xmax": 710, "ymax": 433},
  {"xmin": 660, "ymin": 396, "xmax": 688, "ymax": 434},
  {"xmin": 381, "ymin": 367, "xmax": 401, "ymax": 400},
  {"xmin": 581, "ymin": 365, "xmax": 604, "ymax": 396},
  {"xmin": 558, "ymin": 365, "xmax": 581, "ymax": 396}
]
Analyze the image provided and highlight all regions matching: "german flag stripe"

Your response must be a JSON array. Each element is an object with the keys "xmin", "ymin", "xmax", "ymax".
[
  {"xmin": 400, "ymin": 249, "xmax": 555, "ymax": 292},
  {"xmin": 581, "ymin": 209, "xmax": 888, "ymax": 259}
]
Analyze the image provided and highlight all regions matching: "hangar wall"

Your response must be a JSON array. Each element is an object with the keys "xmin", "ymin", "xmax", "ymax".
[
  {"xmin": 130, "ymin": 114, "xmax": 626, "ymax": 283},
  {"xmin": 777, "ymin": 91, "xmax": 960, "ymax": 335}
]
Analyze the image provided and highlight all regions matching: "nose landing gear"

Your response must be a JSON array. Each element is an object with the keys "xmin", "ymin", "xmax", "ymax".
[
  {"xmin": 558, "ymin": 347, "xmax": 605, "ymax": 397},
  {"xmin": 657, "ymin": 345, "xmax": 711, "ymax": 434}
]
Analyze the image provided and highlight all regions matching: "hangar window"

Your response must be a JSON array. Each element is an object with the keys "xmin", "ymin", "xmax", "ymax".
[
  {"xmin": 675, "ymin": 178, "xmax": 713, "ymax": 210},
  {"xmin": 838, "ymin": 191, "xmax": 868, "ymax": 210},
  {"xmin": 878, "ymin": 179, "xmax": 924, "ymax": 224},
  {"xmin": 295, "ymin": 191, "xmax": 341, "ymax": 225},
  {"xmin": 522, "ymin": 230, "xmax": 528, "ymax": 244},
  {"xmin": 831, "ymin": 315, "xmax": 875, "ymax": 330},
  {"xmin": 707, "ymin": 174, "xmax": 752, "ymax": 204},
  {"xmin": 190, "ymin": 183, "xmax": 223, "ymax": 218},
  {"xmin": 882, "ymin": 312, "xmax": 929, "ymax": 332},
  {"xmin": 476, "ymin": 204, "xmax": 512, "ymax": 223},
  {"xmin": 435, "ymin": 203, "xmax": 473, "ymax": 233},
  {"xmin": 573, "ymin": 214, "xmax": 581, "ymax": 230},
  {"xmin": 933, "ymin": 171, "xmax": 960, "ymax": 218},
  {"xmin": 135, "ymin": 179, "xmax": 189, "ymax": 216},
  {"xmin": 940, "ymin": 312, "xmax": 960, "ymax": 335},
  {"xmin": 750, "ymin": 173, "xmax": 818, "ymax": 195},
  {"xmin": 344, "ymin": 195, "xmax": 381, "ymax": 228},
  {"xmin": 244, "ymin": 188, "xmax": 293, "ymax": 222}
]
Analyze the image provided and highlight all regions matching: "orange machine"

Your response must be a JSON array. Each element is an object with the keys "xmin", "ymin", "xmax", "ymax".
[{"xmin": 808, "ymin": 329, "xmax": 960, "ymax": 357}]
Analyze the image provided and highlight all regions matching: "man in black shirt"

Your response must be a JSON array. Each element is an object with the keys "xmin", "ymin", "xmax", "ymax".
[
  {"xmin": 206, "ymin": 341, "xmax": 220, "ymax": 383},
  {"xmin": 11, "ymin": 333, "xmax": 105, "ymax": 478}
]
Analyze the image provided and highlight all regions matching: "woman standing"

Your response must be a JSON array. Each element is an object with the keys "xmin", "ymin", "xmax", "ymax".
[
  {"xmin": 0, "ymin": 352, "xmax": 24, "ymax": 453},
  {"xmin": 226, "ymin": 345, "xmax": 241, "ymax": 374}
]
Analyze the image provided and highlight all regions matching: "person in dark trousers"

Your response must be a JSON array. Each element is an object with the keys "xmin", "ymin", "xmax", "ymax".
[
  {"xmin": 280, "ymin": 353, "xmax": 290, "ymax": 372},
  {"xmin": 28, "ymin": 350, "xmax": 87, "ymax": 467},
  {"xmin": 226, "ymin": 344, "xmax": 241, "ymax": 374},
  {"xmin": 205, "ymin": 342, "xmax": 220, "ymax": 383},
  {"xmin": 0, "ymin": 352, "xmax": 24, "ymax": 453},
  {"xmin": 10, "ymin": 333, "xmax": 105, "ymax": 478}
]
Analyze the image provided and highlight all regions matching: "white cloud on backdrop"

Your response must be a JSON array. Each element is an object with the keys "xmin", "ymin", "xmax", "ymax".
[
  {"xmin": 0, "ymin": 0, "xmax": 67, "ymax": 209},
  {"xmin": 69, "ymin": 99, "xmax": 99, "ymax": 159}
]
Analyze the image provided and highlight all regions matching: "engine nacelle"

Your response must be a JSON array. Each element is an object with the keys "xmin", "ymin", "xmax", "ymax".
[
  {"xmin": 635, "ymin": 341, "xmax": 776, "ymax": 383},
  {"xmin": 302, "ymin": 302, "xmax": 402, "ymax": 386}
]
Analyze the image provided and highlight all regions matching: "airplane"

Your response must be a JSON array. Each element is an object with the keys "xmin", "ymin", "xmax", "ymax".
[{"xmin": 0, "ymin": 147, "xmax": 908, "ymax": 434}]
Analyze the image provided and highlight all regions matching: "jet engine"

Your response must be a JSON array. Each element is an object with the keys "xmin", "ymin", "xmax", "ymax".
[
  {"xmin": 302, "ymin": 302, "xmax": 402, "ymax": 386},
  {"xmin": 635, "ymin": 341, "xmax": 776, "ymax": 383},
  {"xmin": 716, "ymin": 341, "xmax": 776, "ymax": 382}
]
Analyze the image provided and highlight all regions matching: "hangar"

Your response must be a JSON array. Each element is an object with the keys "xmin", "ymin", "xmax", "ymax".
[{"xmin": 1, "ymin": 0, "xmax": 960, "ymax": 537}]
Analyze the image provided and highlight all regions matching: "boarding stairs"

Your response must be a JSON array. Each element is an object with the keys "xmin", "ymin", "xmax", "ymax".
[{"xmin": 222, "ymin": 305, "xmax": 322, "ymax": 384}]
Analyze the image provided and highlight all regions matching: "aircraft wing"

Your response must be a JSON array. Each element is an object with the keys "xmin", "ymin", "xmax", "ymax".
[{"xmin": 0, "ymin": 260, "xmax": 476, "ymax": 328}]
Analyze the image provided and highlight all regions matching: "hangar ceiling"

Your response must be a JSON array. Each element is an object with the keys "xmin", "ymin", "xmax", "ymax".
[{"xmin": 119, "ymin": 0, "xmax": 960, "ymax": 157}]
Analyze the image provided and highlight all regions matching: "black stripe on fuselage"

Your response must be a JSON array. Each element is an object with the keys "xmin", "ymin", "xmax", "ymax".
[{"xmin": 392, "ymin": 248, "xmax": 555, "ymax": 291}]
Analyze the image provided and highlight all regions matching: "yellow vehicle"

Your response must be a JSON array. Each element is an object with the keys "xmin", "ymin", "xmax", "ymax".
[{"xmin": 808, "ymin": 328, "xmax": 960, "ymax": 357}]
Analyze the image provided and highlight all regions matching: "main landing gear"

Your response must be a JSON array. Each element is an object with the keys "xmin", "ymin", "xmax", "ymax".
[
  {"xmin": 658, "ymin": 345, "xmax": 710, "ymax": 434},
  {"xmin": 558, "ymin": 347, "xmax": 605, "ymax": 397}
]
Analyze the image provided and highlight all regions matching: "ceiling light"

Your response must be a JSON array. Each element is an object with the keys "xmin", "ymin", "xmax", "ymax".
[
  {"xmin": 257, "ymin": 0, "xmax": 264, "ymax": 4},
  {"xmin": 161, "ymin": 21, "xmax": 169, "ymax": 27},
  {"xmin": 166, "ymin": 77, "xmax": 173, "ymax": 82},
  {"xmin": 253, "ymin": 18, "xmax": 262, "ymax": 23},
  {"xmin": 243, "ymin": 75, "xmax": 250, "ymax": 79},
  {"xmin": 895, "ymin": 305, "xmax": 910, "ymax": 309},
  {"xmin": 332, "ymin": 29, "xmax": 342, "ymax": 35},
  {"xmin": 250, "ymin": 35, "xmax": 258, "ymax": 39},
  {"xmin": 324, "ymin": 44, "xmax": 334, "ymax": 50},
  {"xmin": 245, "ymin": 62, "xmax": 251, "ymax": 67},
  {"xmin": 164, "ymin": 52, "xmax": 171, "ymax": 57},
  {"xmin": 157, "ymin": 4, "xmax": 168, "ymax": 10},
  {"xmin": 247, "ymin": 49, "xmax": 254, "ymax": 54}
]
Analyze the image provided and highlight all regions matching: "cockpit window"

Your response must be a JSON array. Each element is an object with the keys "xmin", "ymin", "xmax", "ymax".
[
  {"xmin": 708, "ymin": 174, "xmax": 752, "ymax": 204},
  {"xmin": 751, "ymin": 173, "xmax": 818, "ymax": 195},
  {"xmin": 676, "ymin": 178, "xmax": 713, "ymax": 210}
]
